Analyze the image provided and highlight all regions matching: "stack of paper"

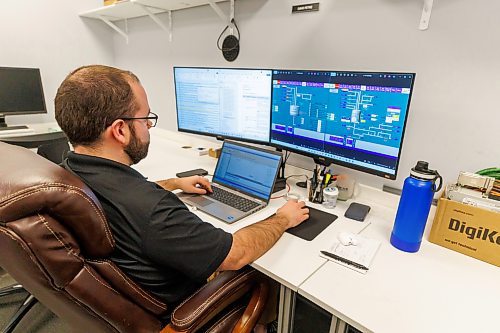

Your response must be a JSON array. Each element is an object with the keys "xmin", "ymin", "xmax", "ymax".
[{"xmin": 320, "ymin": 235, "xmax": 381, "ymax": 274}]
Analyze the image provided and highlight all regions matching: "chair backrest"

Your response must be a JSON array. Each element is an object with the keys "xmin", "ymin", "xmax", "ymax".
[
  {"xmin": 37, "ymin": 138, "xmax": 71, "ymax": 164},
  {"xmin": 0, "ymin": 142, "xmax": 168, "ymax": 333}
]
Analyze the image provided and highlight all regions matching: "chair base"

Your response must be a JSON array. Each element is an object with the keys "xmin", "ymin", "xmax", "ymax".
[
  {"xmin": 0, "ymin": 284, "xmax": 24, "ymax": 298},
  {"xmin": 1, "ymin": 291, "xmax": 38, "ymax": 333}
]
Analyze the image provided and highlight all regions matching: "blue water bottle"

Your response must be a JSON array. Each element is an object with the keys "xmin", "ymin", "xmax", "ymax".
[{"xmin": 390, "ymin": 161, "xmax": 442, "ymax": 252}]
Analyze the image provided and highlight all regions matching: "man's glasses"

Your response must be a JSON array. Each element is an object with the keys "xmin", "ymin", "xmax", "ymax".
[{"xmin": 120, "ymin": 111, "xmax": 158, "ymax": 128}]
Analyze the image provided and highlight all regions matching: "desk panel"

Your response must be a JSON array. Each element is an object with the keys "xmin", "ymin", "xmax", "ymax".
[{"xmin": 298, "ymin": 201, "xmax": 500, "ymax": 333}]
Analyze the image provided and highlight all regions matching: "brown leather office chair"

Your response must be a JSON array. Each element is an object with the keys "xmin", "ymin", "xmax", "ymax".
[{"xmin": 0, "ymin": 142, "xmax": 269, "ymax": 333}]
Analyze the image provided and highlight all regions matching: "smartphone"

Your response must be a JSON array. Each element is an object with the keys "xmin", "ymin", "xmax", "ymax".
[
  {"xmin": 175, "ymin": 168, "xmax": 208, "ymax": 178},
  {"xmin": 344, "ymin": 202, "xmax": 371, "ymax": 222}
]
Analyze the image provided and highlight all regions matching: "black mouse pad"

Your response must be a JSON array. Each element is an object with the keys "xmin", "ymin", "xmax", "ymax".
[{"xmin": 286, "ymin": 206, "xmax": 338, "ymax": 241}]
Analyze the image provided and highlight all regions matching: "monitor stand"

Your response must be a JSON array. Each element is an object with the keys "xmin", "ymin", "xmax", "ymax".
[
  {"xmin": 272, "ymin": 152, "xmax": 287, "ymax": 193},
  {"xmin": 0, "ymin": 115, "xmax": 28, "ymax": 130}
]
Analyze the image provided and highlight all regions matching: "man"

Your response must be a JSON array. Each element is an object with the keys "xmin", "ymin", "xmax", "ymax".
[{"xmin": 54, "ymin": 65, "xmax": 309, "ymax": 321}]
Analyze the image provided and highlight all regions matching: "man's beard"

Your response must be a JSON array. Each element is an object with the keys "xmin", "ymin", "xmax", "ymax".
[{"xmin": 124, "ymin": 125, "xmax": 149, "ymax": 165}]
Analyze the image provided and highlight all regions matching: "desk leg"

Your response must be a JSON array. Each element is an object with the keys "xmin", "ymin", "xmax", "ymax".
[
  {"xmin": 330, "ymin": 316, "xmax": 339, "ymax": 333},
  {"xmin": 334, "ymin": 319, "xmax": 347, "ymax": 333},
  {"xmin": 277, "ymin": 285, "xmax": 295, "ymax": 333}
]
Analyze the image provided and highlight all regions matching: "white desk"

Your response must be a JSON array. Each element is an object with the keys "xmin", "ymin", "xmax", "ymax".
[
  {"xmin": 0, "ymin": 123, "xmax": 61, "ymax": 138},
  {"xmin": 0, "ymin": 122, "xmax": 65, "ymax": 149},
  {"xmin": 298, "ymin": 189, "xmax": 500, "ymax": 333},
  {"xmin": 137, "ymin": 128, "xmax": 500, "ymax": 333}
]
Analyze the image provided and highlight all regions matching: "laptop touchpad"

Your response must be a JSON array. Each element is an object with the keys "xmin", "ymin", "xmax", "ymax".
[{"xmin": 189, "ymin": 196, "xmax": 213, "ymax": 207}]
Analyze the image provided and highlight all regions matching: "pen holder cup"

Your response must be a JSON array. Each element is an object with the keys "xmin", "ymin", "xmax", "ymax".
[{"xmin": 307, "ymin": 178, "xmax": 324, "ymax": 204}]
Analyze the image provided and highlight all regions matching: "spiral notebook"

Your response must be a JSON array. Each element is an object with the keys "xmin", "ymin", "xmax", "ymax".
[{"xmin": 320, "ymin": 235, "xmax": 381, "ymax": 274}]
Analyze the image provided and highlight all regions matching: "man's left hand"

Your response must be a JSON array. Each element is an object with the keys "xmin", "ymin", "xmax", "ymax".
[{"xmin": 175, "ymin": 176, "xmax": 212, "ymax": 194}]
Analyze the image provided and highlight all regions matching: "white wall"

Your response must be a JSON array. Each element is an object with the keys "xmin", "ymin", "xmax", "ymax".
[
  {"xmin": 113, "ymin": 0, "xmax": 500, "ymax": 190},
  {"xmin": 0, "ymin": 0, "xmax": 114, "ymax": 125},
  {"xmin": 13, "ymin": 0, "xmax": 497, "ymax": 190}
]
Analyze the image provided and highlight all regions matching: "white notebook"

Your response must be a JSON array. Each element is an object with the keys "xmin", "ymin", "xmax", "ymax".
[{"xmin": 320, "ymin": 235, "xmax": 381, "ymax": 274}]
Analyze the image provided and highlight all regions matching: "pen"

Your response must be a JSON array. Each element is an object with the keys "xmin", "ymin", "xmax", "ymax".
[{"xmin": 320, "ymin": 251, "xmax": 369, "ymax": 270}]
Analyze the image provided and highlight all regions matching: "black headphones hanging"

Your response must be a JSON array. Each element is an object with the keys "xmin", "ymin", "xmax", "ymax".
[{"xmin": 217, "ymin": 19, "xmax": 240, "ymax": 62}]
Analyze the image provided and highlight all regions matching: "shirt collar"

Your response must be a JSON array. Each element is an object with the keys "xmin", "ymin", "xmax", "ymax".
[{"xmin": 65, "ymin": 152, "xmax": 147, "ymax": 179}]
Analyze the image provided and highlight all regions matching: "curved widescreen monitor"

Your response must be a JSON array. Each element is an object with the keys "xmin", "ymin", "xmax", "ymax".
[
  {"xmin": 174, "ymin": 67, "xmax": 272, "ymax": 144},
  {"xmin": 270, "ymin": 69, "xmax": 415, "ymax": 179}
]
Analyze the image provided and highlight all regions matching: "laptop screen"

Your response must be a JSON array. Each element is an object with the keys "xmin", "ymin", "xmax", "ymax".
[{"xmin": 213, "ymin": 141, "xmax": 282, "ymax": 201}]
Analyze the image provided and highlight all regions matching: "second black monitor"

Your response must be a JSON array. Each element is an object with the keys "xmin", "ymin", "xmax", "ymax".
[
  {"xmin": 270, "ymin": 70, "xmax": 415, "ymax": 179},
  {"xmin": 174, "ymin": 67, "xmax": 272, "ymax": 144}
]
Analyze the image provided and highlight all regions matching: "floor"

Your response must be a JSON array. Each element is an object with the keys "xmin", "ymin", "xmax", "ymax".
[{"xmin": 0, "ymin": 268, "xmax": 69, "ymax": 333}]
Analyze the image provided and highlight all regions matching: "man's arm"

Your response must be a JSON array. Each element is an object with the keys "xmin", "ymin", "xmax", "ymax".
[{"xmin": 218, "ymin": 200, "xmax": 309, "ymax": 271}]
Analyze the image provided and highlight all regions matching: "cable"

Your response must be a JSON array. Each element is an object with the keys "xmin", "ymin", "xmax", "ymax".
[
  {"xmin": 286, "ymin": 174, "xmax": 309, "ymax": 181},
  {"xmin": 476, "ymin": 167, "xmax": 500, "ymax": 180},
  {"xmin": 270, "ymin": 183, "xmax": 291, "ymax": 200},
  {"xmin": 217, "ymin": 18, "xmax": 240, "ymax": 52},
  {"xmin": 283, "ymin": 150, "xmax": 291, "ymax": 164}
]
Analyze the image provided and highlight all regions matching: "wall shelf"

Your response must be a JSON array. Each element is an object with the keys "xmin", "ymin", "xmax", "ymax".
[{"xmin": 79, "ymin": 0, "xmax": 231, "ymax": 43}]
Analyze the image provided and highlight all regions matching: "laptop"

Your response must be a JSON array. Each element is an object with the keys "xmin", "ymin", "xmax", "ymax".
[{"xmin": 178, "ymin": 140, "xmax": 282, "ymax": 223}]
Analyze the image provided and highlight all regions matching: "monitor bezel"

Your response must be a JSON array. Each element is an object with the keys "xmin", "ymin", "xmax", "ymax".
[
  {"xmin": 173, "ymin": 66, "xmax": 273, "ymax": 145},
  {"xmin": 268, "ymin": 69, "xmax": 416, "ymax": 180},
  {"xmin": 0, "ymin": 67, "xmax": 47, "ymax": 116}
]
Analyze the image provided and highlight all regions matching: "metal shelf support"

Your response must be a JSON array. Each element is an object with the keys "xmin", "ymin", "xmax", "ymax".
[
  {"xmin": 98, "ymin": 15, "xmax": 129, "ymax": 43},
  {"xmin": 419, "ymin": 0, "xmax": 434, "ymax": 30},
  {"xmin": 136, "ymin": 3, "xmax": 173, "ymax": 41},
  {"xmin": 208, "ymin": 0, "xmax": 235, "ymax": 30}
]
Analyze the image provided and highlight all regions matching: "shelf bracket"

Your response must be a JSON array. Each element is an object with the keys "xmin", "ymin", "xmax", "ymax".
[
  {"xmin": 98, "ymin": 15, "xmax": 129, "ymax": 43},
  {"xmin": 419, "ymin": 0, "xmax": 434, "ymax": 31},
  {"xmin": 208, "ymin": 0, "xmax": 235, "ymax": 31},
  {"xmin": 136, "ymin": 3, "xmax": 172, "ymax": 41}
]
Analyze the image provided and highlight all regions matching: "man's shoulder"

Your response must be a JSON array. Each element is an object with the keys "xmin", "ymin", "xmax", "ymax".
[{"xmin": 63, "ymin": 152, "xmax": 166, "ymax": 211}]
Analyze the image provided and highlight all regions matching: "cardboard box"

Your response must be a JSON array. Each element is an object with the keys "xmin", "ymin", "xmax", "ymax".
[{"xmin": 429, "ymin": 196, "xmax": 500, "ymax": 267}]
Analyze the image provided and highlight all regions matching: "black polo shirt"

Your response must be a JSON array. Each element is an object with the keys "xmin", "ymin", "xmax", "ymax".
[{"xmin": 63, "ymin": 152, "xmax": 232, "ymax": 310}]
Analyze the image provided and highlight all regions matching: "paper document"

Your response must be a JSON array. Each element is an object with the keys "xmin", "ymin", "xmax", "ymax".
[{"xmin": 320, "ymin": 235, "xmax": 381, "ymax": 274}]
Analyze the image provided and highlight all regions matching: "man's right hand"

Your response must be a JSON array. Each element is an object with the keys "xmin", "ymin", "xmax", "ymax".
[
  {"xmin": 276, "ymin": 200, "xmax": 309, "ymax": 229},
  {"xmin": 219, "ymin": 199, "xmax": 310, "ymax": 271}
]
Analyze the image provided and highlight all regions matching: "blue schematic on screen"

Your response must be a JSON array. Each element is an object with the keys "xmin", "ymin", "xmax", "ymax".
[{"xmin": 270, "ymin": 70, "xmax": 415, "ymax": 178}]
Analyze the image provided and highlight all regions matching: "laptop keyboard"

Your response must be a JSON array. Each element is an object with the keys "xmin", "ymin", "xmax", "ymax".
[{"xmin": 209, "ymin": 187, "xmax": 260, "ymax": 212}]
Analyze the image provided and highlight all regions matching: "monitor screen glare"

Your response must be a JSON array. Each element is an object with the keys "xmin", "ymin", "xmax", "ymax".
[
  {"xmin": 174, "ymin": 67, "xmax": 272, "ymax": 144},
  {"xmin": 270, "ymin": 70, "xmax": 415, "ymax": 179}
]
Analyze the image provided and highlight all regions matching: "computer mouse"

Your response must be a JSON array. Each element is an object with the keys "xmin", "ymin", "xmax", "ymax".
[{"xmin": 337, "ymin": 232, "xmax": 358, "ymax": 246}]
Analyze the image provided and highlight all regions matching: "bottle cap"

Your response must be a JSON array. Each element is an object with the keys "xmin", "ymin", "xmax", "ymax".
[{"xmin": 410, "ymin": 161, "xmax": 437, "ymax": 180}]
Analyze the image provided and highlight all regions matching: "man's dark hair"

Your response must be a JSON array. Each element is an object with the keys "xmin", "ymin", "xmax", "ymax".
[{"xmin": 55, "ymin": 65, "xmax": 140, "ymax": 147}]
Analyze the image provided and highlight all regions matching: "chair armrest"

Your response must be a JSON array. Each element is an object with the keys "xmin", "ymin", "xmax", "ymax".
[{"xmin": 161, "ymin": 266, "xmax": 269, "ymax": 333}]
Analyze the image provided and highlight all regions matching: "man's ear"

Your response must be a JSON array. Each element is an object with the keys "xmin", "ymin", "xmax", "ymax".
[{"xmin": 107, "ymin": 119, "xmax": 130, "ymax": 145}]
